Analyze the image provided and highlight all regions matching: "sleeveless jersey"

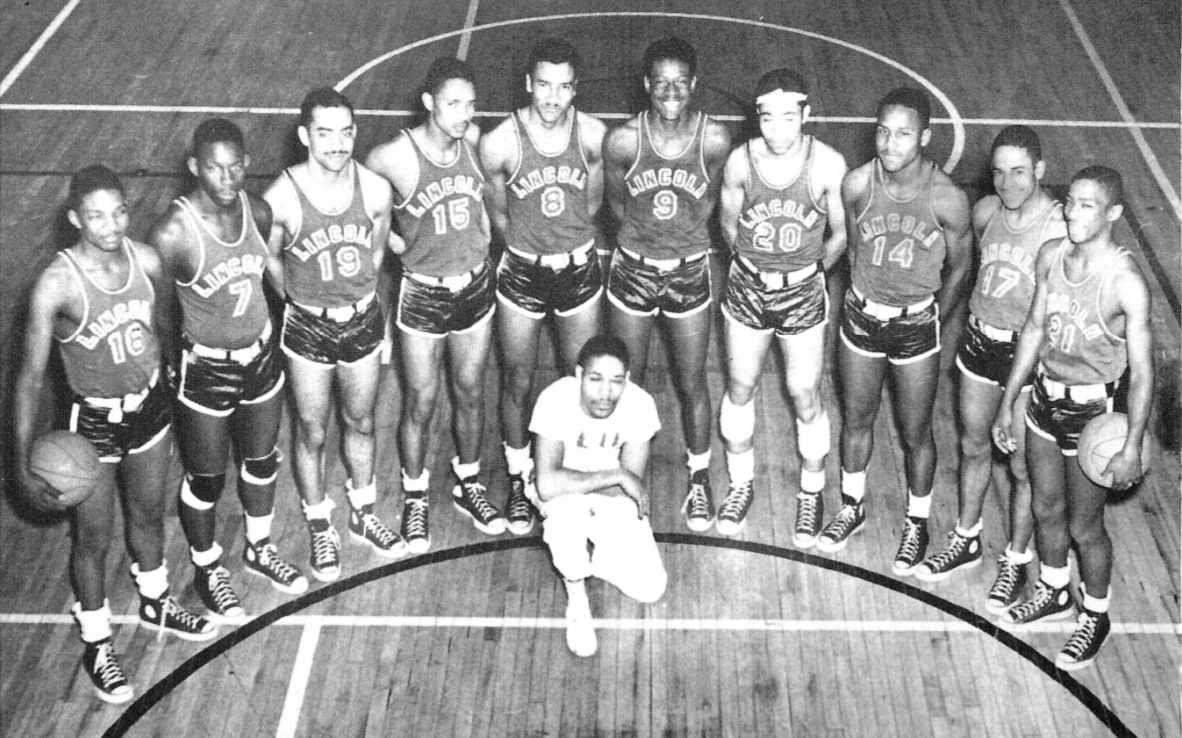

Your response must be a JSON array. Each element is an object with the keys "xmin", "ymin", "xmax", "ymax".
[
  {"xmin": 969, "ymin": 199, "xmax": 1062, "ymax": 332},
  {"xmin": 174, "ymin": 192, "xmax": 270, "ymax": 349},
  {"xmin": 282, "ymin": 162, "xmax": 377, "ymax": 308},
  {"xmin": 617, "ymin": 112, "xmax": 713, "ymax": 260},
  {"xmin": 56, "ymin": 240, "xmax": 161, "ymax": 398},
  {"xmin": 505, "ymin": 110, "xmax": 596, "ymax": 255},
  {"xmin": 1039, "ymin": 240, "xmax": 1129, "ymax": 385},
  {"xmin": 735, "ymin": 136, "xmax": 827, "ymax": 271},
  {"xmin": 393, "ymin": 131, "xmax": 489, "ymax": 277},
  {"xmin": 852, "ymin": 160, "xmax": 947, "ymax": 306}
]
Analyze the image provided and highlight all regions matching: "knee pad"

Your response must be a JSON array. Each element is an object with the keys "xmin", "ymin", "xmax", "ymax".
[
  {"xmin": 719, "ymin": 394, "xmax": 755, "ymax": 445},
  {"xmin": 797, "ymin": 413, "xmax": 831, "ymax": 461},
  {"xmin": 241, "ymin": 448, "xmax": 281, "ymax": 486},
  {"xmin": 181, "ymin": 473, "xmax": 225, "ymax": 510}
]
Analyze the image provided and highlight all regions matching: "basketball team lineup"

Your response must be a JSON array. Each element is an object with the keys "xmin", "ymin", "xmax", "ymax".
[{"xmin": 2, "ymin": 3, "xmax": 1178, "ymax": 737}]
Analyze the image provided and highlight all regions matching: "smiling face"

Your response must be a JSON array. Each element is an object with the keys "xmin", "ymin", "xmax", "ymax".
[
  {"xmin": 426, "ymin": 77, "xmax": 477, "ymax": 141},
  {"xmin": 645, "ymin": 58, "xmax": 695, "ymax": 121},
  {"xmin": 190, "ymin": 140, "xmax": 248, "ymax": 208},
  {"xmin": 69, "ymin": 188, "xmax": 129, "ymax": 252},
  {"xmin": 299, "ymin": 105, "xmax": 355, "ymax": 173},
  {"xmin": 527, "ymin": 61, "xmax": 576, "ymax": 125},
  {"xmin": 757, "ymin": 91, "xmax": 809, "ymax": 155},
  {"xmin": 875, "ymin": 104, "xmax": 930, "ymax": 173},
  {"xmin": 577, "ymin": 354, "xmax": 629, "ymax": 419},
  {"xmin": 1064, "ymin": 178, "xmax": 1121, "ymax": 245},
  {"xmin": 991, "ymin": 144, "xmax": 1043, "ymax": 211}
]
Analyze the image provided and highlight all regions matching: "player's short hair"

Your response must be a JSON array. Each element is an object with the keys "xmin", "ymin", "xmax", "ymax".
[
  {"xmin": 1071, "ymin": 165, "xmax": 1124, "ymax": 208},
  {"xmin": 991, "ymin": 125, "xmax": 1042, "ymax": 163},
  {"xmin": 877, "ymin": 87, "xmax": 931, "ymax": 130},
  {"xmin": 424, "ymin": 56, "xmax": 476, "ymax": 97},
  {"xmin": 753, "ymin": 69, "xmax": 809, "ymax": 106},
  {"xmin": 577, "ymin": 334, "xmax": 630, "ymax": 373},
  {"xmin": 299, "ymin": 87, "xmax": 354, "ymax": 129},
  {"xmin": 528, "ymin": 38, "xmax": 580, "ymax": 80},
  {"xmin": 642, "ymin": 36, "xmax": 696, "ymax": 79},
  {"xmin": 67, "ymin": 165, "xmax": 124, "ymax": 212},
  {"xmin": 191, "ymin": 118, "xmax": 245, "ymax": 159}
]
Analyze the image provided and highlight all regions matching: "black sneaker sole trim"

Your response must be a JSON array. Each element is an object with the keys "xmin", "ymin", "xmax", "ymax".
[
  {"xmin": 998, "ymin": 606, "xmax": 1076, "ymax": 631},
  {"xmin": 243, "ymin": 562, "xmax": 310, "ymax": 595},
  {"xmin": 452, "ymin": 500, "xmax": 508, "ymax": 535},
  {"xmin": 914, "ymin": 555, "xmax": 982, "ymax": 583},
  {"xmin": 138, "ymin": 620, "xmax": 219, "ymax": 642},
  {"xmin": 349, "ymin": 529, "xmax": 410, "ymax": 559},
  {"xmin": 815, "ymin": 518, "xmax": 865, "ymax": 553}
]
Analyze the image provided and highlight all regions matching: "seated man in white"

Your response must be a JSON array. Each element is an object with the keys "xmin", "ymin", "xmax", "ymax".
[{"xmin": 531, "ymin": 334, "xmax": 668, "ymax": 656}]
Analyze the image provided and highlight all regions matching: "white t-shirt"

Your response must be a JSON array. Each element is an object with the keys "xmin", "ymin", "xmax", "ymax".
[{"xmin": 530, "ymin": 376, "xmax": 661, "ymax": 473}]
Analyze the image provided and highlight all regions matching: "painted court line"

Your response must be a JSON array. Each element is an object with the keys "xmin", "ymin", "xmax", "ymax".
[
  {"xmin": 2, "ymin": 613, "xmax": 1177, "ymax": 634},
  {"xmin": 455, "ymin": 0, "xmax": 481, "ymax": 61},
  {"xmin": 1058, "ymin": 0, "xmax": 1181, "ymax": 219},
  {"xmin": 275, "ymin": 618, "xmax": 322, "ymax": 738},
  {"xmin": 0, "ymin": 102, "xmax": 1177, "ymax": 129},
  {"xmin": 0, "ymin": 0, "xmax": 85, "ymax": 98}
]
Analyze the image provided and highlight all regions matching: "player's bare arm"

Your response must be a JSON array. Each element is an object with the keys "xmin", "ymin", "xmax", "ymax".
[
  {"xmin": 933, "ymin": 173, "xmax": 973, "ymax": 317},
  {"xmin": 717, "ymin": 146, "xmax": 749, "ymax": 250},
  {"xmin": 700, "ymin": 118, "xmax": 733, "ymax": 206},
  {"xmin": 477, "ymin": 117, "xmax": 518, "ymax": 239},
  {"xmin": 579, "ymin": 112, "xmax": 608, "ymax": 219},
  {"xmin": 840, "ymin": 162, "xmax": 873, "ymax": 271},
  {"xmin": 814, "ymin": 142, "xmax": 849, "ymax": 270},
  {"xmin": 534, "ymin": 435, "xmax": 643, "ymax": 504},
  {"xmin": 262, "ymin": 175, "xmax": 301, "ymax": 300},
  {"xmin": 972, "ymin": 194, "xmax": 1003, "ymax": 241},
  {"xmin": 146, "ymin": 208, "xmax": 192, "ymax": 372},
  {"xmin": 603, "ymin": 120, "xmax": 640, "ymax": 223},
  {"xmin": 1106, "ymin": 263, "xmax": 1154, "ymax": 488},
  {"xmin": 245, "ymin": 192, "xmax": 284, "ymax": 291}
]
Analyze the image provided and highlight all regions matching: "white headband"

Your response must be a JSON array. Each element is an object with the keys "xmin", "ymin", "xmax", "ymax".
[{"xmin": 756, "ymin": 88, "xmax": 808, "ymax": 107}]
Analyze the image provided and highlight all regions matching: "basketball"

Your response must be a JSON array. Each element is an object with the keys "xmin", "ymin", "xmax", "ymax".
[
  {"xmin": 28, "ymin": 430, "xmax": 103, "ymax": 507},
  {"xmin": 1077, "ymin": 412, "xmax": 1152, "ymax": 488}
]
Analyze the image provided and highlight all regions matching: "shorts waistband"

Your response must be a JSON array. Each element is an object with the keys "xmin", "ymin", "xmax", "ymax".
[
  {"xmin": 291, "ymin": 292, "xmax": 376, "ymax": 323},
  {"xmin": 405, "ymin": 261, "xmax": 487, "ymax": 292},
  {"xmin": 81, "ymin": 368, "xmax": 160, "ymax": 423},
  {"xmin": 507, "ymin": 239, "xmax": 595, "ymax": 270},
  {"xmin": 619, "ymin": 244, "xmax": 708, "ymax": 271},
  {"xmin": 735, "ymin": 254, "xmax": 819, "ymax": 289},
  {"xmin": 851, "ymin": 286, "xmax": 934, "ymax": 321},
  {"xmin": 1037, "ymin": 367, "xmax": 1116, "ymax": 402},
  {"xmin": 186, "ymin": 320, "xmax": 272, "ymax": 364},
  {"xmin": 970, "ymin": 314, "xmax": 1017, "ymax": 343}
]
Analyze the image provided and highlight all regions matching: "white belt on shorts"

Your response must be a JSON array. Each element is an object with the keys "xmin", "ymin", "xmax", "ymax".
[
  {"xmin": 619, "ymin": 244, "xmax": 708, "ymax": 271},
  {"xmin": 1037, "ymin": 367, "xmax": 1116, "ymax": 402},
  {"xmin": 83, "ymin": 368, "xmax": 159, "ymax": 423},
  {"xmin": 187, "ymin": 320, "xmax": 272, "ymax": 364},
  {"xmin": 291, "ymin": 292, "xmax": 376, "ymax": 323},
  {"xmin": 852, "ymin": 286, "xmax": 933, "ymax": 321},
  {"xmin": 405, "ymin": 261, "xmax": 486, "ymax": 292},
  {"xmin": 735, "ymin": 254, "xmax": 818, "ymax": 290},
  {"xmin": 970, "ymin": 314, "xmax": 1016, "ymax": 343},
  {"xmin": 507, "ymin": 239, "xmax": 594, "ymax": 270}
]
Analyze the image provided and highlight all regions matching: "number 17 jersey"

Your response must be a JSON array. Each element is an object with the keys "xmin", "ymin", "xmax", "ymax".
[{"xmin": 969, "ymin": 199, "xmax": 1061, "ymax": 332}]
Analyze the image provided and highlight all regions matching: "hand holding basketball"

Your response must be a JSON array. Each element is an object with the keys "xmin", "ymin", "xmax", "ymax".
[
  {"xmin": 1077, "ymin": 412, "xmax": 1152, "ymax": 490},
  {"xmin": 25, "ymin": 430, "xmax": 103, "ymax": 511}
]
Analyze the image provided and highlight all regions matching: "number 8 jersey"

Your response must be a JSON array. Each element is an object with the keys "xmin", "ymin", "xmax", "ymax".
[
  {"xmin": 735, "ymin": 136, "xmax": 827, "ymax": 272},
  {"xmin": 968, "ymin": 199, "xmax": 1061, "ymax": 332},
  {"xmin": 393, "ymin": 131, "xmax": 489, "ymax": 278},
  {"xmin": 851, "ymin": 159, "xmax": 946, "ymax": 306},
  {"xmin": 282, "ymin": 161, "xmax": 377, "ymax": 308}
]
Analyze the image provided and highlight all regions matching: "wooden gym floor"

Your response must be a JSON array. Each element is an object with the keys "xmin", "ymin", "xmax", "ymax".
[{"xmin": 0, "ymin": 1, "xmax": 1178, "ymax": 736}]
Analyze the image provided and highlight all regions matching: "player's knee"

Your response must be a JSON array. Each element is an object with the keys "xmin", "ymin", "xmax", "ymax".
[
  {"xmin": 719, "ymin": 394, "xmax": 756, "ymax": 445},
  {"xmin": 295, "ymin": 418, "xmax": 328, "ymax": 450},
  {"xmin": 797, "ymin": 413, "xmax": 831, "ymax": 462},
  {"xmin": 1030, "ymin": 491, "xmax": 1064, "ymax": 524},
  {"xmin": 960, "ymin": 431, "xmax": 992, "ymax": 461},
  {"xmin": 241, "ymin": 448, "xmax": 280, "ymax": 486},
  {"xmin": 341, "ymin": 410, "xmax": 375, "ymax": 436},
  {"xmin": 787, "ymin": 385, "xmax": 823, "ymax": 420},
  {"xmin": 452, "ymin": 378, "xmax": 483, "ymax": 411},
  {"xmin": 501, "ymin": 363, "xmax": 533, "ymax": 403},
  {"xmin": 1067, "ymin": 517, "xmax": 1109, "ymax": 551},
  {"xmin": 900, "ymin": 421, "xmax": 934, "ymax": 453},
  {"xmin": 180, "ymin": 473, "xmax": 225, "ymax": 510}
]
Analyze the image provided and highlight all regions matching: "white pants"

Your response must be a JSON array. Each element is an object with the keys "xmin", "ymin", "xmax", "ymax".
[{"xmin": 540, "ymin": 493, "xmax": 667, "ymax": 603}]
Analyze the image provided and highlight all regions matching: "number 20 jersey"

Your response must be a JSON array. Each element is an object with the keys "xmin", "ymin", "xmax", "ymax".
[
  {"xmin": 282, "ymin": 161, "xmax": 376, "ymax": 309},
  {"xmin": 851, "ymin": 160, "xmax": 946, "ymax": 306},
  {"xmin": 734, "ymin": 136, "xmax": 827, "ymax": 272},
  {"xmin": 506, "ymin": 110, "xmax": 595, "ymax": 256},
  {"xmin": 618, "ymin": 112, "xmax": 713, "ymax": 260},
  {"xmin": 968, "ymin": 199, "xmax": 1061, "ymax": 332}
]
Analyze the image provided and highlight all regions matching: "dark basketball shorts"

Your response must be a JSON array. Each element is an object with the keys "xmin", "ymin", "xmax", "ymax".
[
  {"xmin": 69, "ymin": 376, "xmax": 172, "ymax": 463},
  {"xmin": 496, "ymin": 243, "xmax": 603, "ymax": 318},
  {"xmin": 722, "ymin": 259, "xmax": 827, "ymax": 336},
  {"xmin": 840, "ymin": 289, "xmax": 939, "ymax": 365},
  {"xmin": 956, "ymin": 314, "xmax": 1030, "ymax": 388},
  {"xmin": 398, "ymin": 260, "xmax": 495, "ymax": 338},
  {"xmin": 607, "ymin": 247, "xmax": 711, "ymax": 318},
  {"xmin": 178, "ymin": 326, "xmax": 285, "ymax": 417},
  {"xmin": 282, "ymin": 295, "xmax": 384, "ymax": 366},
  {"xmin": 1026, "ymin": 372, "xmax": 1116, "ymax": 455}
]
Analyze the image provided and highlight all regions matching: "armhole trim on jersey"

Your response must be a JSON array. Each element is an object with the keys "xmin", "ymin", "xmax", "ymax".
[
  {"xmin": 1095, "ymin": 249, "xmax": 1132, "ymax": 343},
  {"xmin": 463, "ymin": 140, "xmax": 486, "ymax": 183},
  {"xmin": 805, "ymin": 138, "xmax": 827, "ymax": 215},
  {"xmin": 392, "ymin": 131, "xmax": 421, "ymax": 211},
  {"xmin": 697, "ymin": 113, "xmax": 710, "ymax": 185},
  {"xmin": 132, "ymin": 240, "xmax": 157, "ymax": 304},
  {"xmin": 574, "ymin": 111, "xmax": 591, "ymax": 172},
  {"xmin": 856, "ymin": 161, "xmax": 879, "ymax": 222},
  {"xmin": 173, "ymin": 198, "xmax": 206, "ymax": 288},
  {"xmin": 927, "ymin": 163, "xmax": 946, "ymax": 233},
  {"xmin": 507, "ymin": 113, "xmax": 525, "ymax": 183},
  {"xmin": 282, "ymin": 169, "xmax": 305, "ymax": 247},
  {"xmin": 351, "ymin": 162, "xmax": 377, "ymax": 229},
  {"xmin": 55, "ymin": 250, "xmax": 89, "ymax": 344},
  {"xmin": 623, "ymin": 114, "xmax": 645, "ymax": 181}
]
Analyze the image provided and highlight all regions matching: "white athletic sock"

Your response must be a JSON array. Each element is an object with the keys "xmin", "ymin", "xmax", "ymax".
[
  {"xmin": 244, "ymin": 513, "xmax": 274, "ymax": 544},
  {"xmin": 800, "ymin": 468, "xmax": 825, "ymax": 494},
  {"xmin": 726, "ymin": 449, "xmax": 755, "ymax": 485},
  {"xmin": 132, "ymin": 561, "xmax": 169, "ymax": 600},
  {"xmin": 1040, "ymin": 562, "xmax": 1071, "ymax": 589},
  {"xmin": 72, "ymin": 600, "xmax": 113, "ymax": 643},
  {"xmin": 841, "ymin": 470, "xmax": 866, "ymax": 504},
  {"xmin": 301, "ymin": 497, "xmax": 334, "ymax": 521},
  {"xmin": 452, "ymin": 457, "xmax": 480, "ymax": 481},
  {"xmin": 1080, "ymin": 583, "xmax": 1110, "ymax": 613},
  {"xmin": 402, "ymin": 469, "xmax": 429, "ymax": 494},
  {"xmin": 687, "ymin": 449, "xmax": 711, "ymax": 474},
  {"xmin": 906, "ymin": 491, "xmax": 932, "ymax": 519},
  {"xmin": 190, "ymin": 543, "xmax": 223, "ymax": 568},
  {"xmin": 345, "ymin": 478, "xmax": 377, "ymax": 509},
  {"xmin": 504, "ymin": 443, "xmax": 533, "ymax": 476},
  {"xmin": 1005, "ymin": 543, "xmax": 1034, "ymax": 565},
  {"xmin": 956, "ymin": 519, "xmax": 983, "ymax": 538}
]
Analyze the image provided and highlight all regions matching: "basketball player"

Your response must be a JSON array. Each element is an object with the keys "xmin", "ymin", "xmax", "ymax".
[
  {"xmin": 265, "ymin": 88, "xmax": 406, "ymax": 582},
  {"xmin": 915, "ymin": 127, "xmax": 1066, "ymax": 611},
  {"xmin": 603, "ymin": 37, "xmax": 732, "ymax": 531},
  {"xmin": 818, "ymin": 88, "xmax": 973, "ymax": 576},
  {"xmin": 531, "ymin": 334, "xmax": 667, "ymax": 656},
  {"xmin": 366, "ymin": 57, "xmax": 506, "ymax": 553},
  {"xmin": 716, "ymin": 69, "xmax": 847, "ymax": 540},
  {"xmin": 151, "ymin": 119, "xmax": 308, "ymax": 618},
  {"xmin": 478, "ymin": 39, "xmax": 607, "ymax": 536},
  {"xmin": 994, "ymin": 165, "xmax": 1152, "ymax": 671},
  {"xmin": 14, "ymin": 166, "xmax": 215, "ymax": 703}
]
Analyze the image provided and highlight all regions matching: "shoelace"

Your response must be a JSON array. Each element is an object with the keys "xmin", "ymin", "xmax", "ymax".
[
  {"xmin": 1061, "ymin": 613, "xmax": 1099, "ymax": 659},
  {"xmin": 205, "ymin": 567, "xmax": 239, "ymax": 613},
  {"xmin": 989, "ymin": 558, "xmax": 1021, "ymax": 600},
  {"xmin": 461, "ymin": 482, "xmax": 499, "ymax": 522},
  {"xmin": 310, "ymin": 527, "xmax": 340, "ymax": 569},
  {"xmin": 685, "ymin": 482, "xmax": 713, "ymax": 518},
  {"xmin": 826, "ymin": 504, "xmax": 861, "ymax": 536},
  {"xmin": 256, "ymin": 543, "xmax": 301, "ymax": 584},
  {"xmin": 718, "ymin": 483, "xmax": 753, "ymax": 522},
  {"xmin": 1009, "ymin": 582, "xmax": 1055, "ymax": 621},
  {"xmin": 403, "ymin": 497, "xmax": 429, "ymax": 538},
  {"xmin": 507, "ymin": 481, "xmax": 533, "ymax": 519},
  {"xmin": 896, "ymin": 521, "xmax": 924, "ymax": 563},
  {"xmin": 795, "ymin": 493, "xmax": 819, "ymax": 532},
  {"xmin": 359, "ymin": 512, "xmax": 400, "ymax": 548},
  {"xmin": 156, "ymin": 596, "xmax": 204, "ymax": 642},
  {"xmin": 93, "ymin": 641, "xmax": 126, "ymax": 688},
  {"xmin": 925, "ymin": 532, "xmax": 970, "ymax": 571}
]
